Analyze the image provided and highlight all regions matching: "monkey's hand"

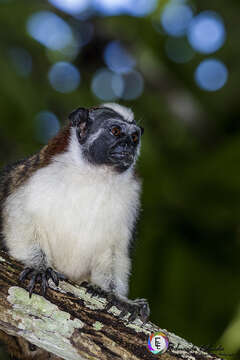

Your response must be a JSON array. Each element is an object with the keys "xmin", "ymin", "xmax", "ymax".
[
  {"xmin": 19, "ymin": 267, "xmax": 66, "ymax": 298},
  {"xmin": 105, "ymin": 293, "xmax": 150, "ymax": 324}
]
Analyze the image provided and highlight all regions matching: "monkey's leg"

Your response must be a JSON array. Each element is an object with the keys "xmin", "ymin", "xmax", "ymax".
[
  {"xmin": 18, "ymin": 245, "xmax": 66, "ymax": 297},
  {"xmin": 105, "ymin": 246, "xmax": 150, "ymax": 324},
  {"xmin": 89, "ymin": 248, "xmax": 114, "ymax": 296},
  {"xmin": 90, "ymin": 246, "xmax": 150, "ymax": 323}
]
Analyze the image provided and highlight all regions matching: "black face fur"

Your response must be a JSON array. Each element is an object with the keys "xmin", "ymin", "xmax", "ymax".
[{"xmin": 69, "ymin": 106, "xmax": 143, "ymax": 172}]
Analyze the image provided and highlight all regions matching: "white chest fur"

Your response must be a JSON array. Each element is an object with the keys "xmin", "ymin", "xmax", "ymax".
[{"xmin": 4, "ymin": 152, "xmax": 141, "ymax": 282}]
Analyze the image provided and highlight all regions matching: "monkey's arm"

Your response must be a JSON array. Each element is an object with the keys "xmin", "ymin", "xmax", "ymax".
[{"xmin": 2, "ymin": 189, "xmax": 65, "ymax": 297}]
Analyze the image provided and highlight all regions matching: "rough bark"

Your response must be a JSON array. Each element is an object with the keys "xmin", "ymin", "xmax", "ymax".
[{"xmin": 0, "ymin": 250, "xmax": 223, "ymax": 360}]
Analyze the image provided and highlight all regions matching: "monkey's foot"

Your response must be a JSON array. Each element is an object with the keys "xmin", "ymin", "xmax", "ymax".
[
  {"xmin": 82, "ymin": 282, "xmax": 104, "ymax": 298},
  {"xmin": 19, "ymin": 267, "xmax": 66, "ymax": 298},
  {"xmin": 127, "ymin": 298, "xmax": 150, "ymax": 323},
  {"xmin": 105, "ymin": 294, "xmax": 150, "ymax": 324}
]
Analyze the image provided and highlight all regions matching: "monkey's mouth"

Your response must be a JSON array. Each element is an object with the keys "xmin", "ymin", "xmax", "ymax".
[{"xmin": 109, "ymin": 151, "xmax": 134, "ymax": 162}]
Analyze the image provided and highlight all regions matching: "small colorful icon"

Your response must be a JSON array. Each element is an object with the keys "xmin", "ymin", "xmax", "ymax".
[{"xmin": 148, "ymin": 332, "xmax": 169, "ymax": 355}]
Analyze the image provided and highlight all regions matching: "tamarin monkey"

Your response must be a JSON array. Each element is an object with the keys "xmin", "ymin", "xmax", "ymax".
[{"xmin": 0, "ymin": 103, "xmax": 149, "ymax": 322}]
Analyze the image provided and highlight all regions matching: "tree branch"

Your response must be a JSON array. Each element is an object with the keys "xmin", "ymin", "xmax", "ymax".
[{"xmin": 0, "ymin": 250, "xmax": 222, "ymax": 360}]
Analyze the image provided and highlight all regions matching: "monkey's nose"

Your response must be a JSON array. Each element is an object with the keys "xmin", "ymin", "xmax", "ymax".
[
  {"xmin": 121, "ymin": 135, "xmax": 134, "ymax": 147},
  {"xmin": 115, "ymin": 141, "xmax": 132, "ymax": 153}
]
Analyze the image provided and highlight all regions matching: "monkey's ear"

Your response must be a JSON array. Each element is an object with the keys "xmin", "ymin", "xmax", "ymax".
[
  {"xmin": 140, "ymin": 126, "xmax": 144, "ymax": 135},
  {"xmin": 68, "ymin": 107, "xmax": 89, "ymax": 126},
  {"xmin": 68, "ymin": 107, "xmax": 91, "ymax": 141}
]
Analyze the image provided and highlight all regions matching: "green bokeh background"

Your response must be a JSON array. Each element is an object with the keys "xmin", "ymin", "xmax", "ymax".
[{"xmin": 0, "ymin": 0, "xmax": 240, "ymax": 358}]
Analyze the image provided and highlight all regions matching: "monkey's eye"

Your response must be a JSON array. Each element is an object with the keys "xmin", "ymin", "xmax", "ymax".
[
  {"xmin": 131, "ymin": 132, "xmax": 139, "ymax": 143},
  {"xmin": 111, "ymin": 126, "xmax": 121, "ymax": 137}
]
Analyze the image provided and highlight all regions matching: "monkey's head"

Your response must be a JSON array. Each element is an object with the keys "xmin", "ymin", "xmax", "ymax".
[{"xmin": 69, "ymin": 103, "xmax": 143, "ymax": 172}]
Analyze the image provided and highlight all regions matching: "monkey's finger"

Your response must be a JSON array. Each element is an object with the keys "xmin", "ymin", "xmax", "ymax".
[
  {"xmin": 57, "ymin": 272, "xmax": 67, "ymax": 281},
  {"xmin": 105, "ymin": 296, "xmax": 117, "ymax": 311},
  {"xmin": 128, "ymin": 307, "xmax": 139, "ymax": 322},
  {"xmin": 119, "ymin": 309, "xmax": 128, "ymax": 319},
  {"xmin": 52, "ymin": 272, "xmax": 59, "ymax": 287},
  {"xmin": 27, "ymin": 273, "xmax": 38, "ymax": 298},
  {"xmin": 89, "ymin": 288, "xmax": 99, "ymax": 298},
  {"xmin": 140, "ymin": 315, "xmax": 149, "ymax": 326},
  {"xmin": 139, "ymin": 303, "xmax": 150, "ymax": 324},
  {"xmin": 46, "ymin": 268, "xmax": 66, "ymax": 285},
  {"xmin": 86, "ymin": 285, "xmax": 98, "ymax": 297},
  {"xmin": 47, "ymin": 268, "xmax": 59, "ymax": 286},
  {"xmin": 19, "ymin": 267, "xmax": 32, "ymax": 282},
  {"xmin": 41, "ymin": 274, "xmax": 48, "ymax": 296},
  {"xmin": 132, "ymin": 298, "xmax": 148, "ymax": 305}
]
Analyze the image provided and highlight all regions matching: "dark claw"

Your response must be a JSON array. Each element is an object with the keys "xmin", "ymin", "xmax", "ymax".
[
  {"xmin": 46, "ymin": 268, "xmax": 66, "ymax": 285},
  {"xmin": 90, "ymin": 289, "xmax": 99, "ymax": 298},
  {"xmin": 41, "ymin": 273, "xmax": 48, "ymax": 296},
  {"xmin": 19, "ymin": 266, "xmax": 66, "ymax": 298},
  {"xmin": 47, "ymin": 268, "xmax": 59, "ymax": 286},
  {"xmin": 139, "ymin": 302, "xmax": 150, "ymax": 324},
  {"xmin": 27, "ymin": 272, "xmax": 38, "ymax": 298},
  {"xmin": 45, "ymin": 267, "xmax": 66, "ymax": 288},
  {"xmin": 105, "ymin": 302, "xmax": 113, "ymax": 312},
  {"xmin": 128, "ymin": 307, "xmax": 139, "ymax": 322},
  {"xmin": 128, "ymin": 298, "xmax": 150, "ymax": 323},
  {"xmin": 119, "ymin": 309, "xmax": 128, "ymax": 319},
  {"xmin": 80, "ymin": 281, "xmax": 88, "ymax": 287},
  {"xmin": 85, "ymin": 285, "xmax": 94, "ymax": 294},
  {"xmin": 85, "ymin": 284, "xmax": 100, "ymax": 298},
  {"xmin": 58, "ymin": 273, "xmax": 66, "ymax": 281},
  {"xmin": 19, "ymin": 267, "xmax": 32, "ymax": 282},
  {"xmin": 105, "ymin": 293, "xmax": 117, "ymax": 311}
]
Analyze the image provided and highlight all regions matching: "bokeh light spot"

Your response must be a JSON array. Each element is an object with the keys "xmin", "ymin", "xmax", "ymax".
[
  {"xmin": 48, "ymin": 0, "xmax": 90, "ymax": 15},
  {"xmin": 161, "ymin": 3, "xmax": 193, "ymax": 37},
  {"xmin": 8, "ymin": 47, "xmax": 32, "ymax": 77},
  {"xmin": 94, "ymin": 0, "xmax": 157, "ymax": 16},
  {"xmin": 35, "ymin": 111, "xmax": 60, "ymax": 144},
  {"xmin": 120, "ymin": 71, "xmax": 144, "ymax": 100},
  {"xmin": 91, "ymin": 69, "xmax": 144, "ymax": 101},
  {"xmin": 91, "ymin": 68, "xmax": 120, "ymax": 101},
  {"xmin": 48, "ymin": 62, "xmax": 80, "ymax": 93},
  {"xmin": 125, "ymin": 0, "xmax": 157, "ymax": 17},
  {"xmin": 47, "ymin": 39, "xmax": 80, "ymax": 62},
  {"xmin": 165, "ymin": 37, "xmax": 195, "ymax": 63},
  {"xmin": 27, "ymin": 11, "xmax": 73, "ymax": 50},
  {"xmin": 112, "ymin": 74, "xmax": 124, "ymax": 97},
  {"xmin": 104, "ymin": 41, "xmax": 135, "ymax": 74},
  {"xmin": 94, "ymin": 0, "xmax": 129, "ymax": 16},
  {"xmin": 194, "ymin": 59, "xmax": 228, "ymax": 91},
  {"xmin": 187, "ymin": 11, "xmax": 226, "ymax": 54}
]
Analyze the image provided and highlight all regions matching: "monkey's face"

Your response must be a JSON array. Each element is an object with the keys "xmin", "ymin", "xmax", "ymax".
[
  {"xmin": 70, "ymin": 106, "xmax": 143, "ymax": 172},
  {"xmin": 87, "ymin": 119, "xmax": 142, "ymax": 172}
]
